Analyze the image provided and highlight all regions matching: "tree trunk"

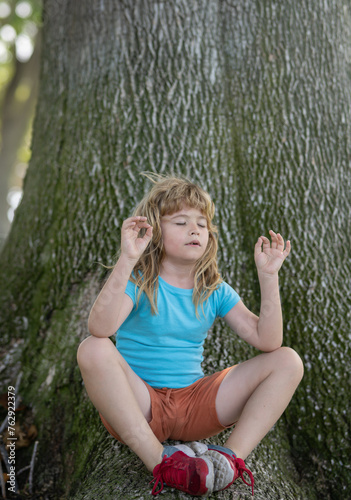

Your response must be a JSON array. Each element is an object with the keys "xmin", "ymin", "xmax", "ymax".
[{"xmin": 1, "ymin": 0, "xmax": 350, "ymax": 498}]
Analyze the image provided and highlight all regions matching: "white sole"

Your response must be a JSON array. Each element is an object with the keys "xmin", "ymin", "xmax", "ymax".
[{"xmin": 203, "ymin": 450, "xmax": 235, "ymax": 492}]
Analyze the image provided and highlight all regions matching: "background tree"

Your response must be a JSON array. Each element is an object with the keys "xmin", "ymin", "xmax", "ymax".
[
  {"xmin": 0, "ymin": 1, "xmax": 350, "ymax": 498},
  {"xmin": 0, "ymin": 0, "xmax": 42, "ymax": 246}
]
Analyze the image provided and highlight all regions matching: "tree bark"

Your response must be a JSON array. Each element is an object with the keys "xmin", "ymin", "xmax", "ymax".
[{"xmin": 1, "ymin": 1, "xmax": 350, "ymax": 498}]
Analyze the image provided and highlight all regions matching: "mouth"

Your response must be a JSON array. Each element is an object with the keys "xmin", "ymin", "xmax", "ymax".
[{"xmin": 186, "ymin": 241, "xmax": 201, "ymax": 247}]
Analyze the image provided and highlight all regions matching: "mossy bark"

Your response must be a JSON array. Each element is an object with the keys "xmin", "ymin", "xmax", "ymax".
[{"xmin": 1, "ymin": 1, "xmax": 350, "ymax": 498}]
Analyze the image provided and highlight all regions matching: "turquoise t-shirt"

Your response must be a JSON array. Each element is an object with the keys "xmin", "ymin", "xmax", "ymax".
[{"xmin": 116, "ymin": 276, "xmax": 240, "ymax": 388}]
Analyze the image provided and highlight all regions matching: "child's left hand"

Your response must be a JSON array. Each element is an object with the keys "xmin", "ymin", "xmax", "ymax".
[{"xmin": 254, "ymin": 230, "xmax": 291, "ymax": 276}]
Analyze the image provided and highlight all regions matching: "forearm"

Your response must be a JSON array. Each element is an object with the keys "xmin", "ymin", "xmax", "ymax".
[
  {"xmin": 88, "ymin": 253, "xmax": 136, "ymax": 337},
  {"xmin": 257, "ymin": 272, "xmax": 283, "ymax": 351}
]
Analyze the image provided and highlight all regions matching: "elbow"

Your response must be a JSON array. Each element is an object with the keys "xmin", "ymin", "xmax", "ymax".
[
  {"xmin": 260, "ymin": 338, "xmax": 283, "ymax": 352},
  {"xmin": 87, "ymin": 314, "xmax": 97, "ymax": 337},
  {"xmin": 256, "ymin": 329, "xmax": 283, "ymax": 352},
  {"xmin": 87, "ymin": 319, "xmax": 100, "ymax": 338},
  {"xmin": 87, "ymin": 315, "xmax": 113, "ymax": 338},
  {"xmin": 263, "ymin": 343, "xmax": 282, "ymax": 353}
]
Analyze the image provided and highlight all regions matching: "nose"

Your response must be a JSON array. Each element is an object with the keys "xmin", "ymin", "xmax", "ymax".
[{"xmin": 189, "ymin": 224, "xmax": 200, "ymax": 235}]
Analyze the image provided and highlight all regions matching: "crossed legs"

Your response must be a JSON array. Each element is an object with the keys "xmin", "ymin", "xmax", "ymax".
[{"xmin": 77, "ymin": 336, "xmax": 303, "ymax": 470}]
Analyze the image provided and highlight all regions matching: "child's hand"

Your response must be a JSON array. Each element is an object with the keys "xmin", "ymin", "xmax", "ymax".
[
  {"xmin": 254, "ymin": 230, "xmax": 291, "ymax": 276},
  {"xmin": 120, "ymin": 216, "xmax": 153, "ymax": 262}
]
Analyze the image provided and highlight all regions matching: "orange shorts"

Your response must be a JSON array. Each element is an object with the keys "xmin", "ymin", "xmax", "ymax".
[{"xmin": 99, "ymin": 366, "xmax": 236, "ymax": 443}]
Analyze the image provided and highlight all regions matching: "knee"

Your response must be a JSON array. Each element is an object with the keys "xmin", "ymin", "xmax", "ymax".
[
  {"xmin": 77, "ymin": 335, "xmax": 115, "ymax": 370},
  {"xmin": 274, "ymin": 346, "xmax": 304, "ymax": 381}
]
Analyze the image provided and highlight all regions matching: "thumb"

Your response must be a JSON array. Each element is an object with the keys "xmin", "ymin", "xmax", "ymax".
[{"xmin": 254, "ymin": 236, "xmax": 262, "ymax": 259}]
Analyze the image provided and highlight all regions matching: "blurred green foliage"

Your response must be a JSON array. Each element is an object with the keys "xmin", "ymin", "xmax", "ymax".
[{"xmin": 0, "ymin": 0, "xmax": 42, "ymax": 107}]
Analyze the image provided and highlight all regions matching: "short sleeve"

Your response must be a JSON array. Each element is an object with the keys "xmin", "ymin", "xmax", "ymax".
[
  {"xmin": 124, "ymin": 279, "xmax": 138, "ymax": 307},
  {"xmin": 217, "ymin": 282, "xmax": 240, "ymax": 318}
]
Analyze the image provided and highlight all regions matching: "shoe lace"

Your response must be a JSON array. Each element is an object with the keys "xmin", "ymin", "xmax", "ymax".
[
  {"xmin": 235, "ymin": 457, "xmax": 254, "ymax": 496},
  {"xmin": 150, "ymin": 456, "xmax": 188, "ymax": 496}
]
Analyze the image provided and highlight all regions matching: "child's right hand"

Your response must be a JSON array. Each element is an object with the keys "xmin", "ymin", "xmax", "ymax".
[{"xmin": 120, "ymin": 216, "xmax": 153, "ymax": 262}]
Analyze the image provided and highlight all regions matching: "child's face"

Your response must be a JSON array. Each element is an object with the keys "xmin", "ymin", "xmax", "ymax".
[{"xmin": 160, "ymin": 205, "xmax": 209, "ymax": 265}]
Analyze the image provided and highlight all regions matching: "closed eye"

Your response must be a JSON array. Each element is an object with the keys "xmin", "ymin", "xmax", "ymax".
[
  {"xmin": 175, "ymin": 222, "xmax": 206, "ymax": 228},
  {"xmin": 175, "ymin": 222, "xmax": 207, "ymax": 229}
]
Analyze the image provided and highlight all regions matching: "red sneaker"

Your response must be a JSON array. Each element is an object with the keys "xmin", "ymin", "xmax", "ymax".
[
  {"xmin": 203, "ymin": 444, "xmax": 254, "ymax": 496},
  {"xmin": 151, "ymin": 446, "xmax": 214, "ymax": 496}
]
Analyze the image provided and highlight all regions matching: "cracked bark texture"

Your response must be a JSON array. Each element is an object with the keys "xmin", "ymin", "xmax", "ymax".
[{"xmin": 0, "ymin": 1, "xmax": 350, "ymax": 498}]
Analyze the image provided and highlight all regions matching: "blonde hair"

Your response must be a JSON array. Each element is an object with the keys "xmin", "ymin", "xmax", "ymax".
[{"xmin": 130, "ymin": 172, "xmax": 222, "ymax": 316}]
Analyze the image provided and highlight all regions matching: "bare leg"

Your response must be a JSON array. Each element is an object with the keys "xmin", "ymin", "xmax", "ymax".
[
  {"xmin": 77, "ymin": 336, "xmax": 164, "ymax": 471},
  {"xmin": 215, "ymin": 347, "xmax": 304, "ymax": 459}
]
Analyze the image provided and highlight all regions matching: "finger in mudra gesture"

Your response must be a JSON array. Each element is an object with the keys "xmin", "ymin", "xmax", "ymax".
[
  {"xmin": 121, "ymin": 216, "xmax": 153, "ymax": 261},
  {"xmin": 254, "ymin": 230, "xmax": 291, "ymax": 275}
]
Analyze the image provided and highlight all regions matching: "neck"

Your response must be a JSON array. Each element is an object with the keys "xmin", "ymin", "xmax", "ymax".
[{"xmin": 159, "ymin": 260, "xmax": 196, "ymax": 289}]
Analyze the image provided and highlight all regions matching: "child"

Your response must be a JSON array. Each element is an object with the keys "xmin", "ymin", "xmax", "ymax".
[{"xmin": 77, "ymin": 173, "xmax": 303, "ymax": 497}]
